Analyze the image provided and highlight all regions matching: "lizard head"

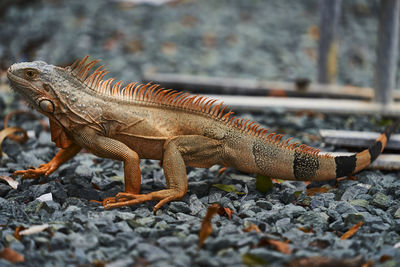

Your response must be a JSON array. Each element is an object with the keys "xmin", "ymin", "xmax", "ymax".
[
  {"xmin": 7, "ymin": 58, "xmax": 104, "ymax": 131},
  {"xmin": 7, "ymin": 61, "xmax": 65, "ymax": 117}
]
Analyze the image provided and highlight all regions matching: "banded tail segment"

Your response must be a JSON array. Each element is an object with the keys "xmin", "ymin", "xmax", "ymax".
[{"xmin": 333, "ymin": 119, "xmax": 400, "ymax": 178}]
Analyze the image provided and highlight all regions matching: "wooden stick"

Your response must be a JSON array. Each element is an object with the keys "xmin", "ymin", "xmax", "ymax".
[
  {"xmin": 317, "ymin": 0, "xmax": 342, "ymax": 84},
  {"xmin": 320, "ymin": 129, "xmax": 400, "ymax": 150},
  {"xmin": 374, "ymin": 0, "xmax": 399, "ymax": 105},
  {"xmin": 203, "ymin": 94, "xmax": 400, "ymax": 116},
  {"xmin": 143, "ymin": 72, "xmax": 400, "ymax": 101}
]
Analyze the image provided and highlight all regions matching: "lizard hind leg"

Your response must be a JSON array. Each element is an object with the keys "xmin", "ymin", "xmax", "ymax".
[{"xmin": 104, "ymin": 137, "xmax": 188, "ymax": 213}]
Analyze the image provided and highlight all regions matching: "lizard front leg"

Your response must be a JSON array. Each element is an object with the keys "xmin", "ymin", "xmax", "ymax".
[
  {"xmin": 104, "ymin": 135, "xmax": 222, "ymax": 213},
  {"xmin": 72, "ymin": 128, "xmax": 142, "ymax": 204},
  {"xmin": 13, "ymin": 143, "xmax": 81, "ymax": 179}
]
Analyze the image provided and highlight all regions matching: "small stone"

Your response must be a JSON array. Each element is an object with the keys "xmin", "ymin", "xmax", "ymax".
[
  {"xmin": 75, "ymin": 164, "xmax": 94, "ymax": 177},
  {"xmin": 335, "ymin": 202, "xmax": 358, "ymax": 216},
  {"xmin": 189, "ymin": 194, "xmax": 205, "ymax": 215},
  {"xmin": 137, "ymin": 243, "xmax": 169, "ymax": 262},
  {"xmin": 0, "ymin": 183, "xmax": 11, "ymax": 197},
  {"xmin": 310, "ymin": 198, "xmax": 324, "ymax": 209},
  {"xmin": 168, "ymin": 201, "xmax": 191, "ymax": 214},
  {"xmin": 30, "ymin": 183, "xmax": 52, "ymax": 199},
  {"xmin": 281, "ymin": 204, "xmax": 306, "ymax": 218},
  {"xmin": 344, "ymin": 213, "xmax": 365, "ymax": 225},
  {"xmin": 394, "ymin": 208, "xmax": 400, "ymax": 219},
  {"xmin": 371, "ymin": 192, "xmax": 390, "ymax": 210},
  {"xmin": 255, "ymin": 200, "xmax": 273, "ymax": 210},
  {"xmin": 136, "ymin": 216, "xmax": 156, "ymax": 227},
  {"xmin": 296, "ymin": 211, "xmax": 328, "ymax": 230},
  {"xmin": 279, "ymin": 188, "xmax": 295, "ymax": 204},
  {"xmin": 295, "ymin": 193, "xmax": 311, "ymax": 206},
  {"xmin": 341, "ymin": 184, "xmax": 370, "ymax": 201},
  {"xmin": 329, "ymin": 220, "xmax": 346, "ymax": 232},
  {"xmin": 349, "ymin": 199, "xmax": 369, "ymax": 209}
]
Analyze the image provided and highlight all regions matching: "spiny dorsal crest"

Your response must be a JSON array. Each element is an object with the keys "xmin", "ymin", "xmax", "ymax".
[{"xmin": 65, "ymin": 56, "xmax": 322, "ymax": 156}]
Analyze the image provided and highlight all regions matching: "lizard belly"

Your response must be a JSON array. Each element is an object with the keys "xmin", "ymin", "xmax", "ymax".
[{"xmin": 114, "ymin": 133, "xmax": 167, "ymax": 160}]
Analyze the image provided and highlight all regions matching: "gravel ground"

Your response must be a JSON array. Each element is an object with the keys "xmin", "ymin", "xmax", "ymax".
[
  {"xmin": 1, "ymin": 1, "xmax": 400, "ymax": 266},
  {"xmin": 1, "ymin": 91, "xmax": 400, "ymax": 266}
]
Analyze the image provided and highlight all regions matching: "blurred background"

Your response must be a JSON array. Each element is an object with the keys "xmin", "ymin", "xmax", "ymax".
[{"xmin": 0, "ymin": 0, "xmax": 392, "ymax": 88}]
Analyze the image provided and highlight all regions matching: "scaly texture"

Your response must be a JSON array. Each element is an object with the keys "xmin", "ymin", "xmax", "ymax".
[{"xmin": 7, "ymin": 56, "xmax": 398, "ymax": 212}]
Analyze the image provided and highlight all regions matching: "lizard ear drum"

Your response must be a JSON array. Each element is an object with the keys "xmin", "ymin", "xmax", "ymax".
[{"xmin": 39, "ymin": 99, "xmax": 55, "ymax": 113}]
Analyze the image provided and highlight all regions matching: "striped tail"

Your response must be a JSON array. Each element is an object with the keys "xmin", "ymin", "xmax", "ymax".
[{"xmin": 334, "ymin": 119, "xmax": 400, "ymax": 178}]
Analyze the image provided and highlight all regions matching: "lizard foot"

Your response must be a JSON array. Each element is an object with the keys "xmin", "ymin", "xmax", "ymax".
[
  {"xmin": 103, "ymin": 190, "xmax": 183, "ymax": 213},
  {"xmin": 13, "ymin": 163, "xmax": 56, "ymax": 179},
  {"xmin": 102, "ymin": 195, "xmax": 131, "ymax": 205}
]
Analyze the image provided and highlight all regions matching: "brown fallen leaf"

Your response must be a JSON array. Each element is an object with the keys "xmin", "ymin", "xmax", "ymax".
[
  {"xmin": 306, "ymin": 187, "xmax": 330, "ymax": 196},
  {"xmin": 337, "ymin": 175, "xmax": 358, "ymax": 182},
  {"xmin": 3, "ymin": 110, "xmax": 35, "ymax": 142},
  {"xmin": 0, "ymin": 247, "xmax": 24, "ymax": 263},
  {"xmin": 198, "ymin": 203, "xmax": 220, "ymax": 249},
  {"xmin": 0, "ymin": 175, "xmax": 19, "ymax": 189},
  {"xmin": 380, "ymin": 254, "xmax": 392, "ymax": 263},
  {"xmin": 217, "ymin": 206, "xmax": 234, "ymax": 220},
  {"xmin": 340, "ymin": 221, "xmax": 363, "ymax": 240},
  {"xmin": 14, "ymin": 226, "xmax": 26, "ymax": 241},
  {"xmin": 243, "ymin": 223, "xmax": 261, "ymax": 233},
  {"xmin": 0, "ymin": 127, "xmax": 28, "ymax": 157},
  {"xmin": 259, "ymin": 238, "xmax": 291, "ymax": 254},
  {"xmin": 287, "ymin": 255, "xmax": 365, "ymax": 267},
  {"xmin": 297, "ymin": 226, "xmax": 313, "ymax": 233},
  {"xmin": 307, "ymin": 25, "xmax": 320, "ymax": 41},
  {"xmin": 309, "ymin": 239, "xmax": 330, "ymax": 249}
]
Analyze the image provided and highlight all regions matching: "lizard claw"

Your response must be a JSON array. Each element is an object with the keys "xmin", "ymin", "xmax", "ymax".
[
  {"xmin": 102, "ymin": 192, "xmax": 152, "ymax": 210},
  {"xmin": 13, "ymin": 162, "xmax": 57, "ymax": 179}
]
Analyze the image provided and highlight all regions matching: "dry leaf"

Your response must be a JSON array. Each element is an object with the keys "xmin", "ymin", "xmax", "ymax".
[
  {"xmin": 0, "ymin": 127, "xmax": 28, "ymax": 157},
  {"xmin": 217, "ymin": 166, "xmax": 227, "ymax": 176},
  {"xmin": 379, "ymin": 254, "xmax": 392, "ymax": 263},
  {"xmin": 306, "ymin": 187, "xmax": 330, "ymax": 196},
  {"xmin": 307, "ymin": 25, "xmax": 320, "ymax": 41},
  {"xmin": 243, "ymin": 224, "xmax": 261, "ymax": 233},
  {"xmin": 309, "ymin": 239, "xmax": 330, "ymax": 249},
  {"xmin": 14, "ymin": 226, "xmax": 26, "ymax": 241},
  {"xmin": 0, "ymin": 247, "xmax": 24, "ymax": 263},
  {"xmin": 0, "ymin": 176, "xmax": 19, "ymax": 189},
  {"xmin": 287, "ymin": 255, "xmax": 365, "ymax": 267},
  {"xmin": 340, "ymin": 221, "xmax": 363, "ymax": 240},
  {"xmin": 337, "ymin": 175, "xmax": 358, "ymax": 182},
  {"xmin": 259, "ymin": 239, "xmax": 291, "ymax": 254},
  {"xmin": 198, "ymin": 203, "xmax": 219, "ymax": 249},
  {"xmin": 297, "ymin": 226, "xmax": 313, "ymax": 233},
  {"xmin": 255, "ymin": 174, "xmax": 274, "ymax": 193},
  {"xmin": 217, "ymin": 206, "xmax": 234, "ymax": 220},
  {"xmin": 19, "ymin": 224, "xmax": 50, "ymax": 236}
]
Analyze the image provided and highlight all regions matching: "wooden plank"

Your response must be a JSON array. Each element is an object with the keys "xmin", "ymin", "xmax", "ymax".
[
  {"xmin": 374, "ymin": 0, "xmax": 399, "ymax": 104},
  {"xmin": 317, "ymin": 0, "xmax": 342, "ymax": 84},
  {"xmin": 142, "ymin": 72, "xmax": 400, "ymax": 101},
  {"xmin": 319, "ymin": 129, "xmax": 400, "ymax": 150},
  {"xmin": 204, "ymin": 94, "xmax": 400, "ymax": 116}
]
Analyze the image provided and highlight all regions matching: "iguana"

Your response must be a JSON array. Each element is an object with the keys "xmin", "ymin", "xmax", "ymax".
[{"xmin": 6, "ymin": 56, "xmax": 398, "ymax": 212}]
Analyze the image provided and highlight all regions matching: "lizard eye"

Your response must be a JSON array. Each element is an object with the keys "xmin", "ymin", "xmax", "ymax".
[
  {"xmin": 25, "ymin": 69, "xmax": 38, "ymax": 80},
  {"xmin": 39, "ymin": 99, "xmax": 54, "ymax": 113}
]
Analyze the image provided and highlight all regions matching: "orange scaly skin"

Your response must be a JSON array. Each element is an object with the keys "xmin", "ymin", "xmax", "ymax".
[{"xmin": 7, "ymin": 56, "xmax": 398, "ymax": 212}]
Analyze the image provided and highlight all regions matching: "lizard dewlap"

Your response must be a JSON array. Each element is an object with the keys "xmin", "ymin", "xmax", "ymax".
[{"xmin": 7, "ymin": 56, "xmax": 399, "ymax": 212}]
